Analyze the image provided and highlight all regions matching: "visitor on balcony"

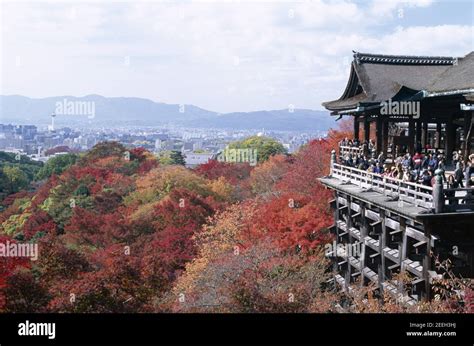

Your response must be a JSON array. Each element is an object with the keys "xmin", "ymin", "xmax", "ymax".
[
  {"xmin": 438, "ymin": 155, "xmax": 447, "ymax": 182},
  {"xmin": 421, "ymin": 169, "xmax": 433, "ymax": 187},
  {"xmin": 452, "ymin": 150, "xmax": 462, "ymax": 167},
  {"xmin": 466, "ymin": 154, "xmax": 474, "ymax": 187},
  {"xmin": 428, "ymin": 154, "xmax": 439, "ymax": 171},
  {"xmin": 413, "ymin": 151, "xmax": 423, "ymax": 170},
  {"xmin": 402, "ymin": 168, "xmax": 414, "ymax": 183},
  {"xmin": 454, "ymin": 161, "xmax": 465, "ymax": 188},
  {"xmin": 447, "ymin": 174, "xmax": 459, "ymax": 189},
  {"xmin": 402, "ymin": 154, "xmax": 412, "ymax": 170}
]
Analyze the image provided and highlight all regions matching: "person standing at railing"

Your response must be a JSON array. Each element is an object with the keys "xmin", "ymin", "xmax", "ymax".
[
  {"xmin": 465, "ymin": 154, "xmax": 474, "ymax": 187},
  {"xmin": 402, "ymin": 154, "xmax": 412, "ymax": 170},
  {"xmin": 377, "ymin": 152, "xmax": 386, "ymax": 165},
  {"xmin": 361, "ymin": 141, "xmax": 368, "ymax": 157},
  {"xmin": 446, "ymin": 175, "xmax": 459, "ymax": 205},
  {"xmin": 421, "ymin": 154, "xmax": 430, "ymax": 170},
  {"xmin": 395, "ymin": 162, "xmax": 404, "ymax": 180},
  {"xmin": 376, "ymin": 162, "xmax": 384, "ymax": 174},
  {"xmin": 438, "ymin": 156, "xmax": 447, "ymax": 183},
  {"xmin": 413, "ymin": 151, "xmax": 423, "ymax": 169},
  {"xmin": 452, "ymin": 150, "xmax": 462, "ymax": 167},
  {"xmin": 402, "ymin": 168, "xmax": 414, "ymax": 183},
  {"xmin": 421, "ymin": 169, "xmax": 432, "ymax": 187},
  {"xmin": 447, "ymin": 174, "xmax": 459, "ymax": 189},
  {"xmin": 428, "ymin": 154, "xmax": 438, "ymax": 171},
  {"xmin": 454, "ymin": 161, "xmax": 465, "ymax": 188}
]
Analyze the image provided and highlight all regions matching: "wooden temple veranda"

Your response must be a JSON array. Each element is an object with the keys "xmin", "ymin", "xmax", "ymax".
[{"xmin": 319, "ymin": 51, "xmax": 474, "ymax": 303}]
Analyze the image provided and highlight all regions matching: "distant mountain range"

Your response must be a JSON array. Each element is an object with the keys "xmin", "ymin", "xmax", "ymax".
[{"xmin": 0, "ymin": 95, "xmax": 335, "ymax": 132}]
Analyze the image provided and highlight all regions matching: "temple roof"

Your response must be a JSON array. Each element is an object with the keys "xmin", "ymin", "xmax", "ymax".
[
  {"xmin": 427, "ymin": 51, "xmax": 474, "ymax": 94},
  {"xmin": 323, "ymin": 51, "xmax": 474, "ymax": 113}
]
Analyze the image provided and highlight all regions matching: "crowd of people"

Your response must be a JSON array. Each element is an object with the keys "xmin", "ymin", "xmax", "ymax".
[{"xmin": 338, "ymin": 138, "xmax": 474, "ymax": 189}]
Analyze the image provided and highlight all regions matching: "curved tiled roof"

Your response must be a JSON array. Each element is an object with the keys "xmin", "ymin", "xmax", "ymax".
[
  {"xmin": 354, "ymin": 52, "xmax": 457, "ymax": 65},
  {"xmin": 323, "ymin": 51, "xmax": 473, "ymax": 112},
  {"xmin": 427, "ymin": 52, "xmax": 474, "ymax": 93}
]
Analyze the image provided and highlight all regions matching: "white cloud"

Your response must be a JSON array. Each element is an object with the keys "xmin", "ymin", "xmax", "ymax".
[{"xmin": 0, "ymin": 0, "xmax": 472, "ymax": 112}]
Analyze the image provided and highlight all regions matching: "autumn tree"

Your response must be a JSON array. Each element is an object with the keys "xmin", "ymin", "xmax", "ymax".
[{"xmin": 228, "ymin": 136, "xmax": 287, "ymax": 163}]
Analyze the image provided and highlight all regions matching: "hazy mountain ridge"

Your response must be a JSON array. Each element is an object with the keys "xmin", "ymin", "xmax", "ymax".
[{"xmin": 0, "ymin": 95, "xmax": 334, "ymax": 131}]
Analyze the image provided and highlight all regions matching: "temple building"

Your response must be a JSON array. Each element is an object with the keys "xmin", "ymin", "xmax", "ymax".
[{"xmin": 320, "ymin": 51, "xmax": 474, "ymax": 303}]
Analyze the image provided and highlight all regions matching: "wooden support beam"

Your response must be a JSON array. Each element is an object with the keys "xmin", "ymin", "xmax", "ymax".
[
  {"xmin": 364, "ymin": 117, "xmax": 371, "ymax": 143},
  {"xmin": 445, "ymin": 120, "xmax": 456, "ymax": 163},
  {"xmin": 408, "ymin": 121, "xmax": 415, "ymax": 154},
  {"xmin": 376, "ymin": 117, "xmax": 383, "ymax": 155},
  {"xmin": 422, "ymin": 222, "xmax": 433, "ymax": 302},
  {"xmin": 382, "ymin": 120, "xmax": 389, "ymax": 157},
  {"xmin": 399, "ymin": 219, "xmax": 408, "ymax": 293},
  {"xmin": 354, "ymin": 115, "xmax": 360, "ymax": 141},
  {"xmin": 416, "ymin": 120, "xmax": 422, "ymax": 152},
  {"xmin": 359, "ymin": 202, "xmax": 367, "ymax": 287},
  {"xmin": 435, "ymin": 122, "xmax": 442, "ymax": 149},
  {"xmin": 380, "ymin": 210, "xmax": 387, "ymax": 283},
  {"xmin": 346, "ymin": 196, "xmax": 353, "ymax": 283},
  {"xmin": 422, "ymin": 121, "xmax": 428, "ymax": 150},
  {"xmin": 463, "ymin": 111, "xmax": 473, "ymax": 162}
]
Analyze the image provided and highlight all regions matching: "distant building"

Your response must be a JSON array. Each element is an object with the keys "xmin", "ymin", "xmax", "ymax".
[{"xmin": 184, "ymin": 152, "xmax": 215, "ymax": 168}]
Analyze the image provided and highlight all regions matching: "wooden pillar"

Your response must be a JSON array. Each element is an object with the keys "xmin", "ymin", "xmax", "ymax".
[
  {"xmin": 408, "ymin": 120, "xmax": 415, "ymax": 154},
  {"xmin": 376, "ymin": 117, "xmax": 383, "ymax": 154},
  {"xmin": 379, "ymin": 210, "xmax": 387, "ymax": 286},
  {"xmin": 359, "ymin": 202, "xmax": 368, "ymax": 287},
  {"xmin": 397, "ymin": 217, "xmax": 408, "ymax": 293},
  {"xmin": 364, "ymin": 117, "xmax": 370, "ymax": 143},
  {"xmin": 422, "ymin": 222, "xmax": 432, "ymax": 302},
  {"xmin": 435, "ymin": 122, "xmax": 442, "ymax": 149},
  {"xmin": 333, "ymin": 192, "xmax": 340, "ymax": 281},
  {"xmin": 422, "ymin": 121, "xmax": 428, "ymax": 151},
  {"xmin": 354, "ymin": 116, "xmax": 360, "ymax": 141},
  {"xmin": 464, "ymin": 111, "xmax": 473, "ymax": 161},
  {"xmin": 416, "ymin": 120, "xmax": 422, "ymax": 152},
  {"xmin": 382, "ymin": 120, "xmax": 389, "ymax": 157},
  {"xmin": 346, "ymin": 197, "xmax": 353, "ymax": 284},
  {"xmin": 445, "ymin": 120, "xmax": 456, "ymax": 163}
]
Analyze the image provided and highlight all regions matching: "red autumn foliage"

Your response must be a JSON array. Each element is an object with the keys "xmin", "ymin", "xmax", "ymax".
[
  {"xmin": 250, "ymin": 193, "xmax": 332, "ymax": 252},
  {"xmin": 194, "ymin": 160, "xmax": 253, "ymax": 184},
  {"xmin": 64, "ymin": 208, "xmax": 128, "ymax": 247},
  {"xmin": 47, "ymin": 244, "xmax": 151, "ymax": 313},
  {"xmin": 22, "ymin": 210, "xmax": 57, "ymax": 240},
  {"xmin": 0, "ymin": 236, "xmax": 31, "ymax": 311},
  {"xmin": 0, "ymin": 191, "xmax": 31, "ymax": 208}
]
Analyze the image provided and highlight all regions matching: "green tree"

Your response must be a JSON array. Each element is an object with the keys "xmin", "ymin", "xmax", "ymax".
[
  {"xmin": 158, "ymin": 151, "xmax": 186, "ymax": 166},
  {"xmin": 2, "ymin": 166, "xmax": 28, "ymax": 194},
  {"xmin": 36, "ymin": 154, "xmax": 78, "ymax": 180},
  {"xmin": 229, "ymin": 136, "xmax": 287, "ymax": 163}
]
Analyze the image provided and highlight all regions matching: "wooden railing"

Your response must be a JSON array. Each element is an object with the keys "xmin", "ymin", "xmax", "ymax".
[
  {"xmin": 442, "ymin": 188, "xmax": 474, "ymax": 212},
  {"xmin": 329, "ymin": 150, "xmax": 474, "ymax": 213},
  {"xmin": 331, "ymin": 163, "xmax": 434, "ymax": 209},
  {"xmin": 339, "ymin": 145, "xmax": 363, "ymax": 157}
]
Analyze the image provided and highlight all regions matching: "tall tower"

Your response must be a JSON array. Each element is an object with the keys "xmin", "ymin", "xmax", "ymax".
[{"xmin": 50, "ymin": 113, "xmax": 56, "ymax": 132}]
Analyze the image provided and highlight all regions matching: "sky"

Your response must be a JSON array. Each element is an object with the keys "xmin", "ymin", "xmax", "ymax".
[{"xmin": 1, "ymin": 0, "xmax": 473, "ymax": 113}]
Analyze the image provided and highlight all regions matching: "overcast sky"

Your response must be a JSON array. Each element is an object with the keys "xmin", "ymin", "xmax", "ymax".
[{"xmin": 1, "ymin": 0, "xmax": 473, "ymax": 113}]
